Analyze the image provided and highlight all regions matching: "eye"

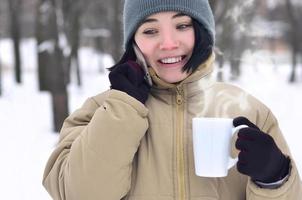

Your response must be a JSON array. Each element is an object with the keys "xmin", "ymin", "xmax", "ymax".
[
  {"xmin": 177, "ymin": 23, "xmax": 193, "ymax": 30},
  {"xmin": 143, "ymin": 29, "xmax": 158, "ymax": 35}
]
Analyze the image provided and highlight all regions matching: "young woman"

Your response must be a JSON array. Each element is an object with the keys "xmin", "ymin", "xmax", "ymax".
[{"xmin": 43, "ymin": 0, "xmax": 302, "ymax": 199}]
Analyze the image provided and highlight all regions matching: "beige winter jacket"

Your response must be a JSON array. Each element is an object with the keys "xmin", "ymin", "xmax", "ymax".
[{"xmin": 43, "ymin": 54, "xmax": 302, "ymax": 200}]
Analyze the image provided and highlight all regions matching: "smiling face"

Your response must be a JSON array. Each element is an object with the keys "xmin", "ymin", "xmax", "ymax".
[{"xmin": 134, "ymin": 12, "xmax": 195, "ymax": 83}]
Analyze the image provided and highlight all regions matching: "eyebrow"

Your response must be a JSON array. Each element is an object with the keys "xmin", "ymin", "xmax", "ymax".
[
  {"xmin": 141, "ymin": 13, "xmax": 189, "ymax": 25},
  {"xmin": 172, "ymin": 13, "xmax": 188, "ymax": 19}
]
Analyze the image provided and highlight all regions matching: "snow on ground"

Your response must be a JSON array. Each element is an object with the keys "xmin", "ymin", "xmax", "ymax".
[
  {"xmin": 0, "ymin": 38, "xmax": 112, "ymax": 200},
  {"xmin": 0, "ymin": 39, "xmax": 301, "ymax": 199}
]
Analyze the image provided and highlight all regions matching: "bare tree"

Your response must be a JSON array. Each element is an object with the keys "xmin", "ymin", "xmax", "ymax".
[
  {"xmin": 36, "ymin": 0, "xmax": 69, "ymax": 132},
  {"xmin": 211, "ymin": 0, "xmax": 240, "ymax": 81},
  {"xmin": 60, "ymin": 0, "xmax": 86, "ymax": 86},
  {"xmin": 229, "ymin": 1, "xmax": 257, "ymax": 80},
  {"xmin": 79, "ymin": 0, "xmax": 122, "ymax": 65},
  {"xmin": 36, "ymin": 0, "xmax": 53, "ymax": 91},
  {"xmin": 211, "ymin": 0, "xmax": 257, "ymax": 81},
  {"xmin": 78, "ymin": 0, "xmax": 112, "ymax": 74},
  {"xmin": 0, "ymin": 59, "xmax": 1, "ymax": 97},
  {"xmin": 285, "ymin": 0, "xmax": 301, "ymax": 82},
  {"xmin": 0, "ymin": 5, "xmax": 2, "ymax": 96},
  {"xmin": 210, "ymin": 0, "xmax": 232, "ymax": 27},
  {"xmin": 263, "ymin": 1, "xmax": 302, "ymax": 82},
  {"xmin": 108, "ymin": 0, "xmax": 123, "ymax": 62},
  {"xmin": 8, "ymin": 0, "xmax": 22, "ymax": 84}
]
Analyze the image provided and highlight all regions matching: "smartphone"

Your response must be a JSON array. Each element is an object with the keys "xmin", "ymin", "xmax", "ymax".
[{"xmin": 133, "ymin": 44, "xmax": 153, "ymax": 86}]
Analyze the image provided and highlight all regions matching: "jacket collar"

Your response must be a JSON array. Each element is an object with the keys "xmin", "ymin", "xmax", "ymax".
[{"xmin": 148, "ymin": 52, "xmax": 216, "ymax": 93}]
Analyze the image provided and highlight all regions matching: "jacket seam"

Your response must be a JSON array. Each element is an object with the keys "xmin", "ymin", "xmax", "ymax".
[
  {"xmin": 260, "ymin": 109, "xmax": 271, "ymax": 130},
  {"xmin": 90, "ymin": 97, "xmax": 102, "ymax": 107}
]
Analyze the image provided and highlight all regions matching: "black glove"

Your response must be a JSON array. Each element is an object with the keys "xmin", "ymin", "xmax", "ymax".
[
  {"xmin": 109, "ymin": 61, "xmax": 151, "ymax": 104},
  {"xmin": 233, "ymin": 116, "xmax": 290, "ymax": 183}
]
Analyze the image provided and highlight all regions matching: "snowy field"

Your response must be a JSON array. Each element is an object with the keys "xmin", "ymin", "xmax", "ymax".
[{"xmin": 0, "ymin": 39, "xmax": 301, "ymax": 199}]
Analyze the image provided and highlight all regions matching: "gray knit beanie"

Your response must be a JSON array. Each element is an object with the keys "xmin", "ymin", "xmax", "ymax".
[{"xmin": 123, "ymin": 0, "xmax": 215, "ymax": 48}]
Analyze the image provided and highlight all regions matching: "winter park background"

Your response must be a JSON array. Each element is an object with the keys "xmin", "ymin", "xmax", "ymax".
[
  {"xmin": 0, "ymin": 38, "xmax": 301, "ymax": 200},
  {"xmin": 1, "ymin": 0, "xmax": 302, "ymax": 199}
]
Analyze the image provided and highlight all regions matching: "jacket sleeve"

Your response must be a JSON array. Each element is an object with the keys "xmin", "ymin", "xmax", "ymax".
[
  {"xmin": 42, "ymin": 90, "xmax": 149, "ymax": 200},
  {"xmin": 246, "ymin": 110, "xmax": 302, "ymax": 200}
]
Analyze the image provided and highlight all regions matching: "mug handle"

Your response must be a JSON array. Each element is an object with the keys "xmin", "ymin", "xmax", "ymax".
[{"xmin": 228, "ymin": 125, "xmax": 249, "ymax": 169}]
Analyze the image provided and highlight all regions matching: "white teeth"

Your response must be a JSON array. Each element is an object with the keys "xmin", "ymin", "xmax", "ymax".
[{"xmin": 161, "ymin": 56, "xmax": 182, "ymax": 64}]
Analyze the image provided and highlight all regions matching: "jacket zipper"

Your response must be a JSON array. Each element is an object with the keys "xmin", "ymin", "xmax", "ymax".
[{"xmin": 176, "ymin": 85, "xmax": 185, "ymax": 200}]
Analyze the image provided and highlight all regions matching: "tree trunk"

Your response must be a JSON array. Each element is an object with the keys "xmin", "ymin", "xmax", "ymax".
[
  {"xmin": 0, "ymin": 3, "xmax": 2, "ymax": 96},
  {"xmin": 229, "ymin": 35, "xmax": 248, "ymax": 81},
  {"xmin": 110, "ymin": 0, "xmax": 123, "ymax": 62},
  {"xmin": 51, "ymin": 92, "xmax": 69, "ymax": 132},
  {"xmin": 36, "ymin": 0, "xmax": 52, "ymax": 91},
  {"xmin": 289, "ymin": 46, "xmax": 298, "ymax": 83},
  {"xmin": 49, "ymin": 45, "xmax": 69, "ymax": 132},
  {"xmin": 95, "ymin": 37, "xmax": 105, "ymax": 73},
  {"xmin": 36, "ymin": 0, "xmax": 69, "ymax": 132},
  {"xmin": 8, "ymin": 0, "xmax": 22, "ymax": 84},
  {"xmin": 70, "ymin": 11, "xmax": 81, "ymax": 87},
  {"xmin": 216, "ymin": 53, "xmax": 224, "ymax": 82},
  {"xmin": 51, "ymin": 47, "xmax": 69, "ymax": 132},
  {"xmin": 230, "ymin": 58, "xmax": 241, "ymax": 80},
  {"xmin": 61, "ymin": 0, "xmax": 82, "ymax": 86},
  {"xmin": 0, "ymin": 58, "xmax": 2, "ymax": 96},
  {"xmin": 285, "ymin": 0, "xmax": 299, "ymax": 83},
  {"xmin": 74, "ymin": 52, "xmax": 81, "ymax": 86}
]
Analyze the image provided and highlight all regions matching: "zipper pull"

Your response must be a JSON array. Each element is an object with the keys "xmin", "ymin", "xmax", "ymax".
[{"xmin": 176, "ymin": 85, "xmax": 183, "ymax": 105}]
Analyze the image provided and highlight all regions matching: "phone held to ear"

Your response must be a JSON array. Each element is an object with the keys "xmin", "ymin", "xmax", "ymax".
[{"xmin": 133, "ymin": 44, "xmax": 153, "ymax": 86}]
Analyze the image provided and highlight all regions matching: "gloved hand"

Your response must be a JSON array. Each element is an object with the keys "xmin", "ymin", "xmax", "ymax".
[
  {"xmin": 233, "ymin": 116, "xmax": 290, "ymax": 183},
  {"xmin": 109, "ymin": 61, "xmax": 151, "ymax": 104}
]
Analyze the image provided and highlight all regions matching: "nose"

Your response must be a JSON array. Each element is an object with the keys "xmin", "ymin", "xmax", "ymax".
[{"xmin": 159, "ymin": 30, "xmax": 179, "ymax": 51}]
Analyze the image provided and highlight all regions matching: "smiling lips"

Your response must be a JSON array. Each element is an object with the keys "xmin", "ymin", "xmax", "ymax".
[{"xmin": 159, "ymin": 55, "xmax": 186, "ymax": 64}]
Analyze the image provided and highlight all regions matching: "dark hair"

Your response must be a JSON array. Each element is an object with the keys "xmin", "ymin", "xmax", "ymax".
[
  {"xmin": 182, "ymin": 19, "xmax": 213, "ymax": 73},
  {"xmin": 109, "ymin": 19, "xmax": 213, "ymax": 72},
  {"xmin": 107, "ymin": 42, "xmax": 135, "ymax": 71}
]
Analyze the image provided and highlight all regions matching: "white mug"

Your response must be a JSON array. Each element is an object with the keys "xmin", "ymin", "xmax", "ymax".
[{"xmin": 192, "ymin": 117, "xmax": 247, "ymax": 177}]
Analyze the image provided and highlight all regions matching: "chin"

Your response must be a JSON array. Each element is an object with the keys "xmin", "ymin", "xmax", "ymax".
[
  {"xmin": 162, "ymin": 76, "xmax": 185, "ymax": 84},
  {"xmin": 153, "ymin": 66, "xmax": 189, "ymax": 83}
]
